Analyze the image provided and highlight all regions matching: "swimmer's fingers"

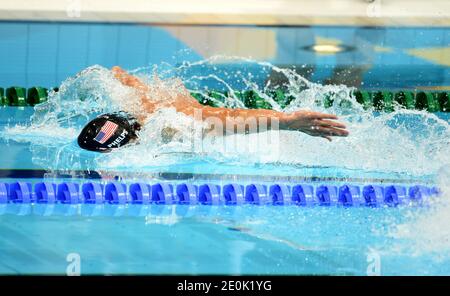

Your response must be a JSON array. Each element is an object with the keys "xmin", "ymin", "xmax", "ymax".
[
  {"xmin": 315, "ymin": 126, "xmax": 349, "ymax": 137},
  {"xmin": 313, "ymin": 119, "xmax": 347, "ymax": 129}
]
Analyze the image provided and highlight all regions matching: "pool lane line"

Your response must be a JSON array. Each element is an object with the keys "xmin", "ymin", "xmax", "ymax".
[{"xmin": 0, "ymin": 169, "xmax": 434, "ymax": 185}]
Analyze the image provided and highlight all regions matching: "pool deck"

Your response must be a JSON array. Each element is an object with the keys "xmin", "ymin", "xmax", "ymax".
[{"xmin": 0, "ymin": 0, "xmax": 449, "ymax": 27}]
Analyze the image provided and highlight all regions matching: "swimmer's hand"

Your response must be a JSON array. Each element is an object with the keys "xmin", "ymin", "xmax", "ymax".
[
  {"xmin": 112, "ymin": 66, "xmax": 149, "ymax": 91},
  {"xmin": 280, "ymin": 111, "xmax": 349, "ymax": 141}
]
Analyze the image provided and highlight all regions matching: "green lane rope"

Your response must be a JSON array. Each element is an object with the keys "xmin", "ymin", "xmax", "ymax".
[
  {"xmin": 0, "ymin": 86, "xmax": 449, "ymax": 112},
  {"xmin": 27, "ymin": 87, "xmax": 48, "ymax": 106},
  {"xmin": 354, "ymin": 90, "xmax": 372, "ymax": 110},
  {"xmin": 415, "ymin": 91, "xmax": 440, "ymax": 112},
  {"xmin": 6, "ymin": 87, "xmax": 27, "ymax": 106},
  {"xmin": 394, "ymin": 91, "xmax": 415, "ymax": 110}
]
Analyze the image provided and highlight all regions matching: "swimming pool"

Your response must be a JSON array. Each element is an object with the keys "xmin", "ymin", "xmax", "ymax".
[{"xmin": 1, "ymin": 21, "xmax": 450, "ymax": 276}]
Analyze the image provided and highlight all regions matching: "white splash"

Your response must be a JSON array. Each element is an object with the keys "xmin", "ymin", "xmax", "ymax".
[
  {"xmin": 0, "ymin": 57, "xmax": 449, "ymax": 257},
  {"xmin": 389, "ymin": 167, "xmax": 450, "ymax": 256},
  {"xmin": 1, "ymin": 58, "xmax": 449, "ymax": 179}
]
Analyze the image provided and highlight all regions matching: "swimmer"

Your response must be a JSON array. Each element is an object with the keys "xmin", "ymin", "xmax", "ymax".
[{"xmin": 78, "ymin": 66, "xmax": 349, "ymax": 152}]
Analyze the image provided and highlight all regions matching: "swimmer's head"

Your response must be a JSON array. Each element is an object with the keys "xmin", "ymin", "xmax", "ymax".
[{"xmin": 77, "ymin": 112, "xmax": 141, "ymax": 152}]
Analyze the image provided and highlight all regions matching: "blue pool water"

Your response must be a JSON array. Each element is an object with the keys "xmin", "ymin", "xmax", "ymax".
[
  {"xmin": 0, "ymin": 203, "xmax": 444, "ymax": 275},
  {"xmin": 1, "ymin": 21, "xmax": 450, "ymax": 275}
]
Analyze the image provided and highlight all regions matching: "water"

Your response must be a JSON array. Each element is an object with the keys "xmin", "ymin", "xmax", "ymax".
[{"xmin": 0, "ymin": 58, "xmax": 449, "ymax": 275}]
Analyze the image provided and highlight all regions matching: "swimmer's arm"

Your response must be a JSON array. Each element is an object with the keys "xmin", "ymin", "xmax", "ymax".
[
  {"xmin": 111, "ymin": 66, "xmax": 348, "ymax": 140},
  {"xmin": 177, "ymin": 99, "xmax": 349, "ymax": 141}
]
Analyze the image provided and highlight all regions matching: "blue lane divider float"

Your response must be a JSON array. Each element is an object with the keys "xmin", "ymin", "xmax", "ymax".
[
  {"xmin": 338, "ymin": 185, "xmax": 361, "ymax": 207},
  {"xmin": 223, "ymin": 184, "xmax": 245, "ymax": 205},
  {"xmin": 152, "ymin": 183, "xmax": 174, "ymax": 204},
  {"xmin": 35, "ymin": 182, "xmax": 57, "ymax": 204},
  {"xmin": 82, "ymin": 183, "xmax": 104, "ymax": 204},
  {"xmin": 105, "ymin": 182, "xmax": 128, "ymax": 204},
  {"xmin": 316, "ymin": 185, "xmax": 338, "ymax": 206},
  {"xmin": 0, "ymin": 181, "xmax": 441, "ymax": 207},
  {"xmin": 57, "ymin": 183, "xmax": 81, "ymax": 204},
  {"xmin": 292, "ymin": 184, "xmax": 315, "ymax": 206},
  {"xmin": 177, "ymin": 184, "xmax": 198, "ymax": 205},
  {"xmin": 198, "ymin": 184, "xmax": 221, "ymax": 205},
  {"xmin": 362, "ymin": 185, "xmax": 384, "ymax": 207},
  {"xmin": 129, "ymin": 183, "xmax": 152, "ymax": 204},
  {"xmin": 245, "ymin": 184, "xmax": 270, "ymax": 205}
]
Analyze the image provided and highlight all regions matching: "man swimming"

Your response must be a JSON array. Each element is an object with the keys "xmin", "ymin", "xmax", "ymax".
[{"xmin": 77, "ymin": 66, "xmax": 349, "ymax": 152}]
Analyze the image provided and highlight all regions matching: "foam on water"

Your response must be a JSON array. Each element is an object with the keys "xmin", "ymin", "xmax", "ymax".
[{"xmin": 387, "ymin": 167, "xmax": 450, "ymax": 256}]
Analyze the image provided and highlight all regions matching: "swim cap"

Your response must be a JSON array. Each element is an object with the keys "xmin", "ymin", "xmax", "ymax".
[{"xmin": 77, "ymin": 113, "xmax": 140, "ymax": 152}]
